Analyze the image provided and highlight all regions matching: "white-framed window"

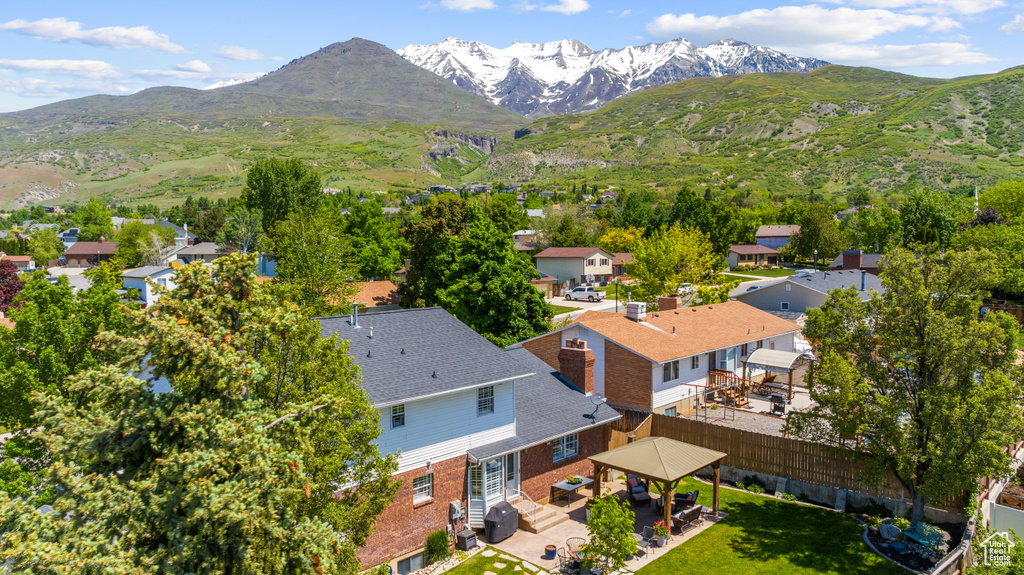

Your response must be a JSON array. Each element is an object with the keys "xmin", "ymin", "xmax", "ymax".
[
  {"xmin": 662, "ymin": 360, "xmax": 680, "ymax": 382},
  {"xmin": 741, "ymin": 343, "xmax": 749, "ymax": 356},
  {"xmin": 665, "ymin": 406, "xmax": 677, "ymax": 417},
  {"xmin": 780, "ymin": 302, "xmax": 790, "ymax": 311},
  {"xmin": 586, "ymin": 258, "xmax": 596, "ymax": 266},
  {"xmin": 391, "ymin": 404, "xmax": 405, "ymax": 428},
  {"xmin": 397, "ymin": 553, "xmax": 424, "ymax": 575},
  {"xmin": 470, "ymin": 466, "xmax": 483, "ymax": 497},
  {"xmin": 553, "ymin": 433, "xmax": 578, "ymax": 462},
  {"xmin": 477, "ymin": 386, "xmax": 494, "ymax": 415},
  {"xmin": 600, "ymin": 258, "xmax": 609, "ymax": 266},
  {"xmin": 691, "ymin": 355, "xmax": 699, "ymax": 370},
  {"xmin": 412, "ymin": 474, "xmax": 433, "ymax": 503},
  {"xmin": 757, "ymin": 340, "xmax": 764, "ymax": 349},
  {"xmin": 786, "ymin": 284, "xmax": 792, "ymax": 292}
]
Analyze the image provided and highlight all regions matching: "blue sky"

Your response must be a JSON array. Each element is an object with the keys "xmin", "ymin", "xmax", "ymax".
[{"xmin": 1, "ymin": 0, "xmax": 1021, "ymax": 112}]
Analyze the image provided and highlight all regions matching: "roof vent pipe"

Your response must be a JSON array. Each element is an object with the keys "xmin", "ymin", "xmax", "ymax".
[
  {"xmin": 861, "ymin": 270, "xmax": 866, "ymax": 292},
  {"xmin": 352, "ymin": 304, "xmax": 359, "ymax": 328},
  {"xmin": 369, "ymin": 326, "xmax": 374, "ymax": 339}
]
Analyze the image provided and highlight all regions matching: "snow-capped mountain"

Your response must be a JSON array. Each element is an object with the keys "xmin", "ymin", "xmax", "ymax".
[{"xmin": 398, "ymin": 38, "xmax": 829, "ymax": 117}]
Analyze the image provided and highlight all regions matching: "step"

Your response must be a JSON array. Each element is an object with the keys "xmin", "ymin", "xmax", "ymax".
[{"xmin": 525, "ymin": 511, "xmax": 569, "ymax": 534}]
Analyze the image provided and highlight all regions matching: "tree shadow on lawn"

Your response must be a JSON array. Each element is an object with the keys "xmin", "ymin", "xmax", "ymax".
[{"xmin": 720, "ymin": 499, "xmax": 898, "ymax": 574}]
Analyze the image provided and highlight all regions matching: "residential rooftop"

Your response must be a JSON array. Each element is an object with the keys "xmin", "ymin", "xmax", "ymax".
[
  {"xmin": 176, "ymin": 242, "xmax": 223, "ymax": 255},
  {"xmin": 755, "ymin": 225, "xmax": 800, "ymax": 237},
  {"xmin": 120, "ymin": 266, "xmax": 173, "ymax": 279},
  {"xmin": 766, "ymin": 269, "xmax": 884, "ymax": 297},
  {"xmin": 534, "ymin": 247, "xmax": 611, "ymax": 259},
  {"xmin": 729, "ymin": 244, "xmax": 780, "ymax": 255}
]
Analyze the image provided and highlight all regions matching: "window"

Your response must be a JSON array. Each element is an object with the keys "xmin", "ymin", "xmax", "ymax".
[
  {"xmin": 600, "ymin": 258, "xmax": 609, "ymax": 266},
  {"xmin": 691, "ymin": 356, "xmax": 699, "ymax": 370},
  {"xmin": 741, "ymin": 343, "xmax": 749, "ymax": 356},
  {"xmin": 506, "ymin": 453, "xmax": 516, "ymax": 482},
  {"xmin": 780, "ymin": 302, "xmax": 790, "ymax": 311},
  {"xmin": 485, "ymin": 459, "xmax": 502, "ymax": 497},
  {"xmin": 770, "ymin": 340, "xmax": 776, "ymax": 350},
  {"xmin": 397, "ymin": 553, "xmax": 424, "ymax": 575},
  {"xmin": 757, "ymin": 340, "xmax": 764, "ymax": 349},
  {"xmin": 477, "ymin": 386, "xmax": 494, "ymax": 415},
  {"xmin": 391, "ymin": 404, "xmax": 405, "ymax": 428},
  {"xmin": 470, "ymin": 466, "xmax": 483, "ymax": 497},
  {"xmin": 662, "ymin": 360, "xmax": 679, "ymax": 382},
  {"xmin": 586, "ymin": 258, "xmax": 596, "ymax": 266},
  {"xmin": 665, "ymin": 406, "xmax": 677, "ymax": 417},
  {"xmin": 412, "ymin": 474, "xmax": 433, "ymax": 503},
  {"xmin": 786, "ymin": 284, "xmax": 792, "ymax": 292},
  {"xmin": 553, "ymin": 433, "xmax": 578, "ymax": 462}
]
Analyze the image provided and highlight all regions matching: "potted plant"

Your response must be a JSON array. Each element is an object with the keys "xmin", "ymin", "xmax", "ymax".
[
  {"xmin": 585, "ymin": 499, "xmax": 593, "ymax": 520},
  {"xmin": 653, "ymin": 521, "xmax": 670, "ymax": 546}
]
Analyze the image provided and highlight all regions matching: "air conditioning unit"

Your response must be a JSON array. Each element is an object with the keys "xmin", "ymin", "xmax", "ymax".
[{"xmin": 626, "ymin": 302, "xmax": 646, "ymax": 322}]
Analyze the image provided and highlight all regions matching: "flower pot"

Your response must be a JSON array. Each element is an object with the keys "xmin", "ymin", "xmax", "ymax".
[
  {"xmin": 585, "ymin": 508, "xmax": 590, "ymax": 521},
  {"xmin": 656, "ymin": 535, "xmax": 668, "ymax": 547},
  {"xmin": 545, "ymin": 545, "xmax": 557, "ymax": 560}
]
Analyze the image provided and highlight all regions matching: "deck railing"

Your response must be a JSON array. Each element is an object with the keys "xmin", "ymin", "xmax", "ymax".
[{"xmin": 506, "ymin": 489, "xmax": 537, "ymax": 525}]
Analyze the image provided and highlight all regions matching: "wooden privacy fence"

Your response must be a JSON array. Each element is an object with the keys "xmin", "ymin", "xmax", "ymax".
[{"xmin": 607, "ymin": 412, "xmax": 965, "ymax": 511}]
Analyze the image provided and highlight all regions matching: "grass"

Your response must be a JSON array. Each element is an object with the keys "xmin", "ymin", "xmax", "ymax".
[
  {"xmin": 549, "ymin": 304, "xmax": 582, "ymax": 316},
  {"xmin": 1016, "ymin": 331, "xmax": 1024, "ymax": 351},
  {"xmin": 724, "ymin": 268, "xmax": 797, "ymax": 278},
  {"xmin": 596, "ymin": 286, "xmax": 632, "ymax": 301},
  {"xmin": 637, "ymin": 477, "xmax": 902, "ymax": 575},
  {"xmin": 443, "ymin": 547, "xmax": 537, "ymax": 575}
]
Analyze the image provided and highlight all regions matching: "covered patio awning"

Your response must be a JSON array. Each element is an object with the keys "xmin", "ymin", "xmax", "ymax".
[
  {"xmin": 589, "ymin": 436, "xmax": 727, "ymax": 526},
  {"xmin": 743, "ymin": 348, "xmax": 811, "ymax": 401}
]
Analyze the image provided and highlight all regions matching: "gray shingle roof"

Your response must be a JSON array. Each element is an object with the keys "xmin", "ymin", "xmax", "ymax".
[
  {"xmin": 317, "ymin": 307, "xmax": 533, "ymax": 407},
  {"xmin": 830, "ymin": 253, "xmax": 883, "ymax": 269},
  {"xmin": 121, "ymin": 266, "xmax": 173, "ymax": 279},
  {"xmin": 177, "ymin": 242, "xmax": 223, "ymax": 255},
  {"xmin": 774, "ymin": 270, "xmax": 884, "ymax": 297},
  {"xmin": 466, "ymin": 348, "xmax": 621, "ymax": 462}
]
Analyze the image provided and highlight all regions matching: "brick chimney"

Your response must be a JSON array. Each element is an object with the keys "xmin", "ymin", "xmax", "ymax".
[
  {"xmin": 558, "ymin": 338, "xmax": 595, "ymax": 394},
  {"xmin": 658, "ymin": 296, "xmax": 681, "ymax": 311},
  {"xmin": 842, "ymin": 248, "xmax": 862, "ymax": 271}
]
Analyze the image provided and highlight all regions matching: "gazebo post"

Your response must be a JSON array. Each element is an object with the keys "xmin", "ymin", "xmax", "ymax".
[
  {"xmin": 712, "ymin": 462, "xmax": 721, "ymax": 514},
  {"xmin": 788, "ymin": 367, "xmax": 794, "ymax": 401},
  {"xmin": 593, "ymin": 463, "xmax": 603, "ymax": 500},
  {"xmin": 662, "ymin": 480, "xmax": 673, "ymax": 526}
]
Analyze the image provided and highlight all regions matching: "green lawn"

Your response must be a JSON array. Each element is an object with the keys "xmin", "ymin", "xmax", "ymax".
[
  {"xmin": 549, "ymin": 304, "xmax": 582, "ymax": 316},
  {"xmin": 443, "ymin": 548, "xmax": 539, "ymax": 575},
  {"xmin": 724, "ymin": 268, "xmax": 797, "ymax": 279},
  {"xmin": 637, "ymin": 478, "xmax": 901, "ymax": 575},
  {"xmin": 596, "ymin": 286, "xmax": 634, "ymax": 301}
]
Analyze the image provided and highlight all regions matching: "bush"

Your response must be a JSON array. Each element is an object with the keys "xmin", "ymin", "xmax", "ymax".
[
  {"xmin": 742, "ymin": 475, "xmax": 767, "ymax": 491},
  {"xmin": 748, "ymin": 484, "xmax": 766, "ymax": 494},
  {"xmin": 735, "ymin": 482, "xmax": 745, "ymax": 490},
  {"xmin": 424, "ymin": 530, "xmax": 451, "ymax": 564},
  {"xmin": 781, "ymin": 493, "xmax": 797, "ymax": 502},
  {"xmin": 891, "ymin": 517, "xmax": 911, "ymax": 531}
]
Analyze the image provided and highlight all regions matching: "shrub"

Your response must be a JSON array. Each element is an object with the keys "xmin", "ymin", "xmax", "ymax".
[
  {"xmin": 735, "ymin": 482, "xmax": 745, "ymax": 490},
  {"xmin": 424, "ymin": 530, "xmax": 451, "ymax": 564},
  {"xmin": 781, "ymin": 493, "xmax": 797, "ymax": 502},
  {"xmin": 748, "ymin": 485, "xmax": 766, "ymax": 494},
  {"xmin": 892, "ymin": 517, "xmax": 911, "ymax": 531}
]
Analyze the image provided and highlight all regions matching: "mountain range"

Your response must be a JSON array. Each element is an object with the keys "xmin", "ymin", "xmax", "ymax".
[{"xmin": 398, "ymin": 37, "xmax": 828, "ymax": 117}]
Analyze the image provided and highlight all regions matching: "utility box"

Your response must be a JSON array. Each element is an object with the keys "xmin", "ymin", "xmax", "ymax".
[{"xmin": 455, "ymin": 529, "xmax": 477, "ymax": 551}]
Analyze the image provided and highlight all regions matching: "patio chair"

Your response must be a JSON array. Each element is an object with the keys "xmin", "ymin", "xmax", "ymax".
[
  {"xmin": 557, "ymin": 547, "xmax": 579, "ymax": 575},
  {"xmin": 566, "ymin": 537, "xmax": 587, "ymax": 557},
  {"xmin": 676, "ymin": 489, "xmax": 699, "ymax": 509},
  {"xmin": 639, "ymin": 526, "xmax": 659, "ymax": 557},
  {"xmin": 671, "ymin": 505, "xmax": 704, "ymax": 534}
]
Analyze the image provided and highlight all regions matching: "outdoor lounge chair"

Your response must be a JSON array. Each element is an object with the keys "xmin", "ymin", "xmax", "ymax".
[
  {"xmin": 676, "ymin": 490, "xmax": 699, "ymax": 509},
  {"xmin": 672, "ymin": 505, "xmax": 703, "ymax": 534},
  {"xmin": 626, "ymin": 475, "xmax": 651, "ymax": 506}
]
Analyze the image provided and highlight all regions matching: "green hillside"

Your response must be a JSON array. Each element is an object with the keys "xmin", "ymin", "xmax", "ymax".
[{"xmin": 480, "ymin": 65, "xmax": 1024, "ymax": 196}]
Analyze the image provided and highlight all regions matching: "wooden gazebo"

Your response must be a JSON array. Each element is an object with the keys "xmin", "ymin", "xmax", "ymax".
[{"xmin": 589, "ymin": 436, "xmax": 727, "ymax": 527}]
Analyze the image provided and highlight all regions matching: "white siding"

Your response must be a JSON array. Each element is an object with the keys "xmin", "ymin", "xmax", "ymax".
[
  {"xmin": 652, "ymin": 354, "xmax": 704, "ymax": 410},
  {"xmin": 376, "ymin": 381, "xmax": 516, "ymax": 474}
]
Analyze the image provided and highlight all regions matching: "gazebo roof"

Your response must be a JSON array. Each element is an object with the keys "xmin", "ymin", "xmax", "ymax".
[
  {"xmin": 589, "ymin": 436, "xmax": 726, "ymax": 483},
  {"xmin": 745, "ymin": 348, "xmax": 808, "ymax": 372}
]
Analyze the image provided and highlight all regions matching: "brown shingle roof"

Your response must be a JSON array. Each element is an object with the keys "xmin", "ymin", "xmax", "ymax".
[
  {"xmin": 568, "ymin": 301, "xmax": 801, "ymax": 363},
  {"xmin": 755, "ymin": 225, "xmax": 800, "ymax": 238},
  {"xmin": 729, "ymin": 244, "xmax": 779, "ymax": 255},
  {"xmin": 534, "ymin": 247, "xmax": 612, "ymax": 259},
  {"xmin": 0, "ymin": 255, "xmax": 33, "ymax": 262},
  {"xmin": 354, "ymin": 281, "xmax": 400, "ymax": 307},
  {"xmin": 612, "ymin": 252, "xmax": 633, "ymax": 265},
  {"xmin": 65, "ymin": 241, "xmax": 119, "ymax": 256}
]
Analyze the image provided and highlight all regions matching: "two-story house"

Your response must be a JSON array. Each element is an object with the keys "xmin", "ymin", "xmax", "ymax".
[
  {"xmin": 734, "ymin": 269, "xmax": 884, "ymax": 314},
  {"xmin": 755, "ymin": 225, "xmax": 801, "ymax": 250},
  {"xmin": 534, "ymin": 247, "xmax": 615, "ymax": 288},
  {"xmin": 510, "ymin": 300, "xmax": 802, "ymax": 416},
  {"xmin": 318, "ymin": 308, "xmax": 619, "ymax": 573}
]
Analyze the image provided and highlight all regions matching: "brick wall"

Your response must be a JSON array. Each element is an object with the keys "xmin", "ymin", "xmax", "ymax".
[
  {"xmin": 604, "ymin": 341, "xmax": 653, "ymax": 410},
  {"xmin": 358, "ymin": 455, "xmax": 466, "ymax": 569},
  {"xmin": 519, "ymin": 426, "xmax": 606, "ymax": 504},
  {"xmin": 558, "ymin": 339, "xmax": 595, "ymax": 394},
  {"xmin": 521, "ymin": 331, "xmax": 562, "ymax": 371}
]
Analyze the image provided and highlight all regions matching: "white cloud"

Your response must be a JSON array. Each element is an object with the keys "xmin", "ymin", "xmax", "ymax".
[
  {"xmin": 541, "ymin": 0, "xmax": 590, "ymax": 14},
  {"xmin": 512, "ymin": 1, "xmax": 539, "ymax": 12},
  {"xmin": 0, "ymin": 59, "xmax": 119, "ymax": 79},
  {"xmin": 805, "ymin": 41, "xmax": 997, "ymax": 66},
  {"xmin": 438, "ymin": 0, "xmax": 497, "ymax": 10},
  {"xmin": 0, "ymin": 17, "xmax": 186, "ymax": 53},
  {"xmin": 1000, "ymin": 13, "xmax": 1024, "ymax": 33},
  {"xmin": 175, "ymin": 60, "xmax": 211, "ymax": 73},
  {"xmin": 619, "ymin": 9, "xmax": 631, "ymax": 17},
  {"xmin": 217, "ymin": 45, "xmax": 279, "ymax": 61},
  {"xmin": 0, "ymin": 77, "xmax": 131, "ymax": 98},
  {"xmin": 825, "ymin": 0, "xmax": 1003, "ymax": 15},
  {"xmin": 132, "ymin": 69, "xmax": 264, "ymax": 83},
  {"xmin": 647, "ymin": 5, "xmax": 934, "ymax": 45}
]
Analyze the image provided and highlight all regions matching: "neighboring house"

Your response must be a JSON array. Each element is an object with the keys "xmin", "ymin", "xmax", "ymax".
[
  {"xmin": 0, "ymin": 254, "xmax": 35, "ymax": 272},
  {"xmin": 59, "ymin": 227, "xmax": 80, "ymax": 249},
  {"xmin": 25, "ymin": 222, "xmax": 60, "ymax": 234},
  {"xmin": 829, "ymin": 248, "xmax": 883, "ymax": 275},
  {"xmin": 317, "ymin": 308, "xmax": 620, "ymax": 571},
  {"xmin": 354, "ymin": 280, "xmax": 401, "ymax": 309},
  {"xmin": 530, "ymin": 271, "xmax": 558, "ymax": 298},
  {"xmin": 511, "ymin": 300, "xmax": 802, "ymax": 415},
  {"xmin": 394, "ymin": 258, "xmax": 410, "ymax": 284},
  {"xmin": 727, "ymin": 245, "xmax": 780, "ymax": 270},
  {"xmin": 174, "ymin": 242, "xmax": 223, "ymax": 264},
  {"xmin": 600, "ymin": 190, "xmax": 618, "ymax": 202},
  {"xmin": 111, "ymin": 217, "xmax": 156, "ymax": 229},
  {"xmin": 382, "ymin": 207, "xmax": 402, "ymax": 215},
  {"xmin": 121, "ymin": 266, "xmax": 176, "ymax": 306},
  {"xmin": 64, "ymin": 239, "xmax": 118, "ymax": 268},
  {"xmin": 155, "ymin": 220, "xmax": 196, "ymax": 248},
  {"xmin": 534, "ymin": 247, "xmax": 615, "ymax": 288},
  {"xmin": 526, "ymin": 209, "xmax": 543, "ymax": 219},
  {"xmin": 611, "ymin": 253, "xmax": 632, "ymax": 278},
  {"xmin": 755, "ymin": 225, "xmax": 801, "ymax": 250},
  {"xmin": 512, "ymin": 229, "xmax": 537, "ymax": 243},
  {"xmin": 734, "ymin": 269, "xmax": 884, "ymax": 314}
]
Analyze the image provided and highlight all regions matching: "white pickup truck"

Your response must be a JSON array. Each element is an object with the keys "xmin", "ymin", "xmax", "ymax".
[{"xmin": 564, "ymin": 286, "xmax": 606, "ymax": 302}]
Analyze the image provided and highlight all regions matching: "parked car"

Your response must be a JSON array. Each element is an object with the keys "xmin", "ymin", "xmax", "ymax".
[{"xmin": 564, "ymin": 286, "xmax": 606, "ymax": 302}]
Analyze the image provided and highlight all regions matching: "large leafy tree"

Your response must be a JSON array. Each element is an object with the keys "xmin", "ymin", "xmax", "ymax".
[
  {"xmin": 953, "ymin": 219, "xmax": 1024, "ymax": 300},
  {"xmin": 27, "ymin": 227, "xmax": 64, "ymax": 268},
  {"xmin": 980, "ymin": 179, "xmax": 1024, "ymax": 223},
  {"xmin": 242, "ymin": 157, "xmax": 324, "ymax": 232},
  {"xmin": 842, "ymin": 205, "xmax": 903, "ymax": 253},
  {"xmin": 273, "ymin": 208, "xmax": 359, "ymax": 315},
  {"xmin": 788, "ymin": 203, "xmax": 846, "ymax": 266},
  {"xmin": 217, "ymin": 207, "xmax": 264, "ymax": 254},
  {"xmin": 899, "ymin": 188, "xmax": 967, "ymax": 248},
  {"xmin": 437, "ymin": 208, "xmax": 550, "ymax": 347},
  {"xmin": 343, "ymin": 202, "xmax": 407, "ymax": 281},
  {"xmin": 399, "ymin": 197, "xmax": 471, "ymax": 308},
  {"xmin": 193, "ymin": 205, "xmax": 227, "ymax": 242},
  {"xmin": 483, "ymin": 194, "xmax": 528, "ymax": 236},
  {"xmin": 788, "ymin": 248, "xmax": 1024, "ymax": 527},
  {"xmin": 627, "ymin": 225, "xmax": 720, "ymax": 304},
  {"xmin": 600, "ymin": 226, "xmax": 644, "ymax": 254},
  {"xmin": 76, "ymin": 198, "xmax": 113, "ymax": 242},
  {"xmin": 0, "ymin": 259, "xmax": 24, "ymax": 312},
  {"xmin": 549, "ymin": 214, "xmax": 592, "ymax": 247},
  {"xmin": 114, "ymin": 221, "xmax": 177, "ymax": 268}
]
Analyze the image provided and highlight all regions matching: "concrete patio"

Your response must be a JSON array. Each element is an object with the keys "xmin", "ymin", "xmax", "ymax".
[{"xmin": 487, "ymin": 484, "xmax": 727, "ymax": 574}]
